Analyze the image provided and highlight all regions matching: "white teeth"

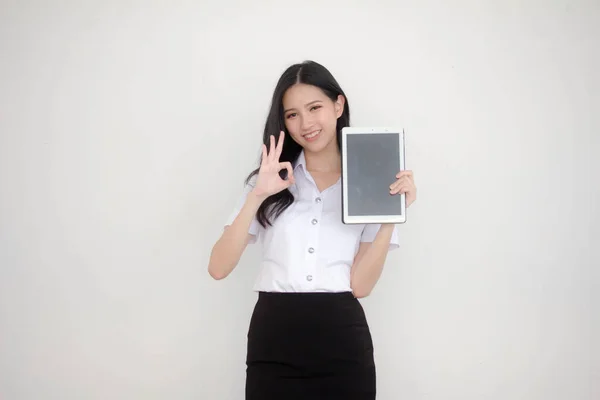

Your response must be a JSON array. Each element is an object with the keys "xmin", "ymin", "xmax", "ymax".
[{"xmin": 305, "ymin": 130, "xmax": 320, "ymax": 139}]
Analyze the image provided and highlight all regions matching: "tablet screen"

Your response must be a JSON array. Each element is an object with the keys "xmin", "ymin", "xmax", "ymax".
[{"xmin": 345, "ymin": 133, "xmax": 403, "ymax": 216}]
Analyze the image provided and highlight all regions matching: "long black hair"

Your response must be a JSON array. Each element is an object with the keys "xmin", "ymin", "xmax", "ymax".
[{"xmin": 246, "ymin": 60, "xmax": 351, "ymax": 228}]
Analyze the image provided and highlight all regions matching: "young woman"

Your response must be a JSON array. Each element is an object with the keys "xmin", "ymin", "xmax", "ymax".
[{"xmin": 208, "ymin": 60, "xmax": 417, "ymax": 400}]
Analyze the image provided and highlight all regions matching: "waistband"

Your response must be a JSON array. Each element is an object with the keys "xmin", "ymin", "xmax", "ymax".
[
  {"xmin": 257, "ymin": 291, "xmax": 356, "ymax": 302},
  {"xmin": 258, "ymin": 290, "xmax": 354, "ymax": 297}
]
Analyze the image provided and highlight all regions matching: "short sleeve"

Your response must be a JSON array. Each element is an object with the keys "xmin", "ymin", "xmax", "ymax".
[
  {"xmin": 224, "ymin": 179, "xmax": 261, "ymax": 244},
  {"xmin": 360, "ymin": 224, "xmax": 400, "ymax": 251}
]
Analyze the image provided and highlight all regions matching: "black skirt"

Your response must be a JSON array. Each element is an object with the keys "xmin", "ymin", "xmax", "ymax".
[{"xmin": 245, "ymin": 291, "xmax": 376, "ymax": 400}]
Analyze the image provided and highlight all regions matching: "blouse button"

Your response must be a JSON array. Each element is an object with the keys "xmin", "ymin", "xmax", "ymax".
[
  {"xmin": 315, "ymin": 197, "xmax": 322, "ymax": 203},
  {"xmin": 311, "ymin": 219, "xmax": 318, "ymax": 225},
  {"xmin": 308, "ymin": 247, "xmax": 315, "ymax": 254},
  {"xmin": 306, "ymin": 275, "xmax": 313, "ymax": 281}
]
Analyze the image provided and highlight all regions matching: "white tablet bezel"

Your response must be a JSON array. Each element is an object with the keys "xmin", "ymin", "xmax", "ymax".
[{"xmin": 341, "ymin": 127, "xmax": 406, "ymax": 224}]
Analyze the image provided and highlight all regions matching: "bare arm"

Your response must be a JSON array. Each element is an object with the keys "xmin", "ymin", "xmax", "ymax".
[
  {"xmin": 207, "ymin": 191, "xmax": 266, "ymax": 280},
  {"xmin": 208, "ymin": 131, "xmax": 294, "ymax": 280},
  {"xmin": 349, "ymin": 224, "xmax": 396, "ymax": 298},
  {"xmin": 350, "ymin": 169, "xmax": 416, "ymax": 297}
]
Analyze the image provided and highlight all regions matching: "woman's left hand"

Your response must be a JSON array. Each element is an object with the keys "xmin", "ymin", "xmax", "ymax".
[{"xmin": 389, "ymin": 170, "xmax": 416, "ymax": 207}]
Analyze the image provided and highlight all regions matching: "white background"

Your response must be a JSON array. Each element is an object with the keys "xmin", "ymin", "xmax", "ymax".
[{"xmin": 1, "ymin": 1, "xmax": 598, "ymax": 399}]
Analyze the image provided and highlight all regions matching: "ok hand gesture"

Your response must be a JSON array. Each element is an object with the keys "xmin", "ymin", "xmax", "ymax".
[{"xmin": 252, "ymin": 131, "xmax": 295, "ymax": 199}]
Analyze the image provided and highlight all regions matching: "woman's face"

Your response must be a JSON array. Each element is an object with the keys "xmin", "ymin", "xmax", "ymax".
[{"xmin": 282, "ymin": 83, "xmax": 344, "ymax": 153}]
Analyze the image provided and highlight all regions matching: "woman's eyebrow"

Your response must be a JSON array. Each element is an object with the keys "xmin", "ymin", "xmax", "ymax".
[
  {"xmin": 305, "ymin": 100, "xmax": 322, "ymax": 107},
  {"xmin": 284, "ymin": 100, "xmax": 322, "ymax": 113}
]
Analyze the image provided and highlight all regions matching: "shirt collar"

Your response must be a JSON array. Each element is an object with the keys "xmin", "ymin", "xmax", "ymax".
[{"xmin": 293, "ymin": 150, "xmax": 306, "ymax": 171}]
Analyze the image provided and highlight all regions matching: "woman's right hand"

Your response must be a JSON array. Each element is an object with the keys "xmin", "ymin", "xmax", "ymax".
[{"xmin": 251, "ymin": 131, "xmax": 295, "ymax": 200}]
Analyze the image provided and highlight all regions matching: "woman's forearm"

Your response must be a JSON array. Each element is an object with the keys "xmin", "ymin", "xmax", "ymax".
[
  {"xmin": 208, "ymin": 191, "xmax": 265, "ymax": 280},
  {"xmin": 350, "ymin": 224, "xmax": 395, "ymax": 298}
]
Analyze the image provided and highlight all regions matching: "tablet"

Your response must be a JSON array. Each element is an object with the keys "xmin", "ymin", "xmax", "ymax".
[{"xmin": 341, "ymin": 127, "xmax": 406, "ymax": 224}]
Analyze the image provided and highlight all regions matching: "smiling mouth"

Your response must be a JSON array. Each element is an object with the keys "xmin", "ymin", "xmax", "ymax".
[{"xmin": 304, "ymin": 130, "xmax": 321, "ymax": 140}]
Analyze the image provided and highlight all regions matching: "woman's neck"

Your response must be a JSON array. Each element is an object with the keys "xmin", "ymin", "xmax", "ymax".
[{"xmin": 304, "ymin": 141, "xmax": 341, "ymax": 173}]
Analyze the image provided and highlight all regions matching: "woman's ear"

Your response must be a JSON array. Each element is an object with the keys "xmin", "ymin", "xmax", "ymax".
[{"xmin": 335, "ymin": 95, "xmax": 345, "ymax": 118}]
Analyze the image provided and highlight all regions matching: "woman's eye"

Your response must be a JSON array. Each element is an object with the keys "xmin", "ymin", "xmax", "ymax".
[
  {"xmin": 310, "ymin": 105, "xmax": 321, "ymax": 111},
  {"xmin": 286, "ymin": 113, "xmax": 297, "ymax": 119}
]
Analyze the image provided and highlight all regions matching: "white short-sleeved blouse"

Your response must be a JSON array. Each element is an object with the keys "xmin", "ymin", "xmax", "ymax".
[{"xmin": 226, "ymin": 150, "xmax": 399, "ymax": 292}]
